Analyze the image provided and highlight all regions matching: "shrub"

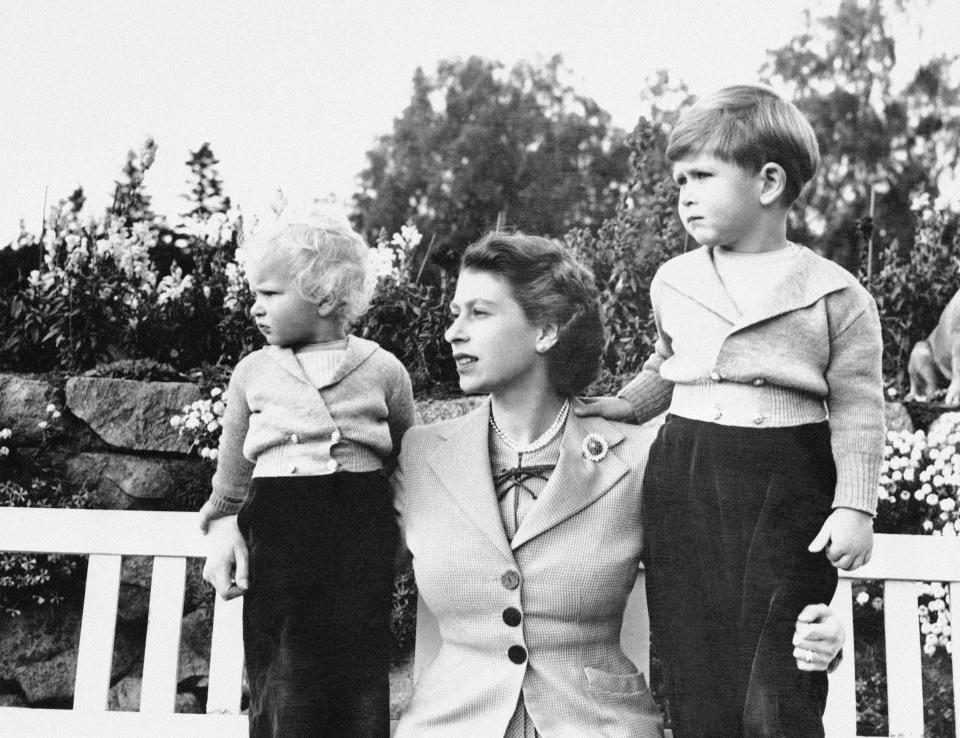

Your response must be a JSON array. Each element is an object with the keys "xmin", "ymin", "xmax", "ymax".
[
  {"xmin": 863, "ymin": 195, "xmax": 960, "ymax": 390},
  {"xmin": 565, "ymin": 117, "xmax": 685, "ymax": 380},
  {"xmin": 1, "ymin": 414, "xmax": 92, "ymax": 617}
]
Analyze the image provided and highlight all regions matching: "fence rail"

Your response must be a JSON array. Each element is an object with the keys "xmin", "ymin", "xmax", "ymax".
[{"xmin": 1, "ymin": 508, "xmax": 958, "ymax": 737}]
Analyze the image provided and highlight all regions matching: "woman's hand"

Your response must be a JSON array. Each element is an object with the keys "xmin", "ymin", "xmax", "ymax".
[
  {"xmin": 201, "ymin": 514, "xmax": 249, "ymax": 600},
  {"xmin": 793, "ymin": 603, "xmax": 844, "ymax": 672}
]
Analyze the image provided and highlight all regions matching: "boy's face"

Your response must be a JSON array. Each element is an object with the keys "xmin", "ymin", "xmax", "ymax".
[
  {"xmin": 672, "ymin": 152, "xmax": 768, "ymax": 252},
  {"xmin": 247, "ymin": 254, "xmax": 333, "ymax": 347}
]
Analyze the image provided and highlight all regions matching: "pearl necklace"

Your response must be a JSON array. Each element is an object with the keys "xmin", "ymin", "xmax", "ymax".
[{"xmin": 489, "ymin": 399, "xmax": 570, "ymax": 454}]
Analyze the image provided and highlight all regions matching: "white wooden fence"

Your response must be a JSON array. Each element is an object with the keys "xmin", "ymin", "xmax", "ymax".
[{"xmin": 0, "ymin": 507, "xmax": 958, "ymax": 737}]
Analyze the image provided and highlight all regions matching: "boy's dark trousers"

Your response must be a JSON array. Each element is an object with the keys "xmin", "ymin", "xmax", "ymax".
[
  {"xmin": 642, "ymin": 416, "xmax": 839, "ymax": 738},
  {"xmin": 238, "ymin": 472, "xmax": 398, "ymax": 738}
]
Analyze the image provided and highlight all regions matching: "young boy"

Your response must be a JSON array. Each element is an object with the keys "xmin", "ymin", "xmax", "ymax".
[
  {"xmin": 579, "ymin": 85, "xmax": 884, "ymax": 736},
  {"xmin": 199, "ymin": 219, "xmax": 416, "ymax": 737}
]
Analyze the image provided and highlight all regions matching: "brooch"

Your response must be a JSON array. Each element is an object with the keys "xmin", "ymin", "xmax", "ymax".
[{"xmin": 580, "ymin": 433, "xmax": 609, "ymax": 462}]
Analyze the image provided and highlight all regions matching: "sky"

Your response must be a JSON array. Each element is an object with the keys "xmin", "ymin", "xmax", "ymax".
[{"xmin": 1, "ymin": 0, "xmax": 957, "ymax": 245}]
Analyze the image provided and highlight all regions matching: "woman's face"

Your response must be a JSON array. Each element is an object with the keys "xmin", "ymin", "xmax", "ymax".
[{"xmin": 445, "ymin": 269, "xmax": 549, "ymax": 396}]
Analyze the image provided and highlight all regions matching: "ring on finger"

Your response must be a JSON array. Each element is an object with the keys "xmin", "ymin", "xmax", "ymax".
[{"xmin": 804, "ymin": 649, "xmax": 814, "ymax": 663}]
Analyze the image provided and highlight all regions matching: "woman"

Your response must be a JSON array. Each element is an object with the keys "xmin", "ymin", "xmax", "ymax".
[{"xmin": 392, "ymin": 232, "xmax": 843, "ymax": 737}]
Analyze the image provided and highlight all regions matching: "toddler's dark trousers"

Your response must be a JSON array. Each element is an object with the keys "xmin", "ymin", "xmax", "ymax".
[
  {"xmin": 238, "ymin": 472, "xmax": 398, "ymax": 738},
  {"xmin": 642, "ymin": 416, "xmax": 838, "ymax": 738}
]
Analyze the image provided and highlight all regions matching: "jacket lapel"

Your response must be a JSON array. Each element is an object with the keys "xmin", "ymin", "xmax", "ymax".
[
  {"xmin": 510, "ymin": 405, "xmax": 628, "ymax": 550},
  {"xmin": 426, "ymin": 399, "xmax": 515, "ymax": 561}
]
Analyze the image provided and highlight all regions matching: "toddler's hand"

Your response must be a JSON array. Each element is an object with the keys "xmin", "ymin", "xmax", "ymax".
[
  {"xmin": 808, "ymin": 508, "xmax": 873, "ymax": 571},
  {"xmin": 202, "ymin": 515, "xmax": 249, "ymax": 600},
  {"xmin": 573, "ymin": 396, "xmax": 636, "ymax": 422}
]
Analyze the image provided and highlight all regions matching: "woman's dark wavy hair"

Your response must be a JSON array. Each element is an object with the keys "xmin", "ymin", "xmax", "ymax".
[{"xmin": 460, "ymin": 231, "xmax": 605, "ymax": 396}]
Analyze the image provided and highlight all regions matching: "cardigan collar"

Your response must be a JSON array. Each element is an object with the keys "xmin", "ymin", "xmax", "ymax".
[
  {"xmin": 261, "ymin": 334, "xmax": 379, "ymax": 389},
  {"xmin": 658, "ymin": 244, "xmax": 852, "ymax": 331}
]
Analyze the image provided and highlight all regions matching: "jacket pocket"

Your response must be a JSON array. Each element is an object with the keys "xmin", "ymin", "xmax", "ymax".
[{"xmin": 584, "ymin": 665, "xmax": 648, "ymax": 696}]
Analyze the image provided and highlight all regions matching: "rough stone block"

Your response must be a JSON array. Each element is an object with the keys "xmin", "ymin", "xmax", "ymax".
[
  {"xmin": 65, "ymin": 453, "xmax": 177, "ymax": 502},
  {"xmin": 0, "ymin": 374, "xmax": 54, "ymax": 443},
  {"xmin": 66, "ymin": 377, "xmax": 200, "ymax": 452}
]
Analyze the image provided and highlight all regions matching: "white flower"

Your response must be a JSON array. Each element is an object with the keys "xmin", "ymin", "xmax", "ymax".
[
  {"xmin": 37, "ymin": 421, "xmax": 48, "ymax": 430},
  {"xmin": 210, "ymin": 387, "xmax": 222, "ymax": 398},
  {"xmin": 856, "ymin": 591, "xmax": 870, "ymax": 606},
  {"xmin": 170, "ymin": 415, "xmax": 182, "ymax": 427},
  {"xmin": 208, "ymin": 448, "xmax": 218, "ymax": 460},
  {"xmin": 206, "ymin": 421, "xmax": 219, "ymax": 433},
  {"xmin": 45, "ymin": 403, "xmax": 56, "ymax": 413},
  {"xmin": 0, "ymin": 447, "xmax": 9, "ymax": 457},
  {"xmin": 0, "ymin": 428, "xmax": 11, "ymax": 439}
]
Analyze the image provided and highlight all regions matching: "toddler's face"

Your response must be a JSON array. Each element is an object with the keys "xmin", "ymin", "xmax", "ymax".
[
  {"xmin": 247, "ymin": 255, "xmax": 327, "ymax": 347},
  {"xmin": 672, "ymin": 152, "xmax": 766, "ymax": 252}
]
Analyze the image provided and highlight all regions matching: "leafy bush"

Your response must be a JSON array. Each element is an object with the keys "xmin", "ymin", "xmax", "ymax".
[
  {"xmin": 566, "ymin": 117, "xmax": 686, "ymax": 380},
  {"xmin": 1, "ymin": 413, "xmax": 92, "ymax": 617},
  {"xmin": 863, "ymin": 195, "xmax": 960, "ymax": 389}
]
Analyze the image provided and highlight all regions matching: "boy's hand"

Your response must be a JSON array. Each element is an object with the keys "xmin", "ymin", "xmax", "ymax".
[
  {"xmin": 808, "ymin": 508, "xmax": 873, "ymax": 570},
  {"xmin": 198, "ymin": 499, "xmax": 228, "ymax": 534},
  {"xmin": 573, "ymin": 396, "xmax": 635, "ymax": 422},
  {"xmin": 201, "ymin": 515, "xmax": 249, "ymax": 600}
]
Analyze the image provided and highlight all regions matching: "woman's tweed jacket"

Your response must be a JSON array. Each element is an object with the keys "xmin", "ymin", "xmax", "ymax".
[{"xmin": 393, "ymin": 397, "xmax": 664, "ymax": 738}]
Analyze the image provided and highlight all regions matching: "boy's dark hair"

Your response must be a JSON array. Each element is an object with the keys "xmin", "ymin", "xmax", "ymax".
[
  {"xmin": 460, "ymin": 231, "xmax": 604, "ymax": 396},
  {"xmin": 666, "ymin": 84, "xmax": 820, "ymax": 205}
]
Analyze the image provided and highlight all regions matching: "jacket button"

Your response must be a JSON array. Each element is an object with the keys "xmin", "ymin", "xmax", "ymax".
[
  {"xmin": 290, "ymin": 433, "xmax": 299, "ymax": 444},
  {"xmin": 710, "ymin": 370, "xmax": 722, "ymax": 382},
  {"xmin": 326, "ymin": 459, "xmax": 339, "ymax": 472},
  {"xmin": 502, "ymin": 607, "xmax": 522, "ymax": 627},
  {"xmin": 508, "ymin": 645, "xmax": 527, "ymax": 664},
  {"xmin": 501, "ymin": 570, "xmax": 521, "ymax": 590},
  {"xmin": 331, "ymin": 429, "xmax": 342, "ymax": 443},
  {"xmin": 753, "ymin": 377, "xmax": 765, "ymax": 386}
]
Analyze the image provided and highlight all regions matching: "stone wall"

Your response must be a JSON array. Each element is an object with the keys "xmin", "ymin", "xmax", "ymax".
[{"xmin": 0, "ymin": 372, "xmax": 214, "ymax": 711}]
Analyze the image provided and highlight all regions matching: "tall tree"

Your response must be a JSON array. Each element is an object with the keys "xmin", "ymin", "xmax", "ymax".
[
  {"xmin": 352, "ymin": 55, "xmax": 630, "ymax": 270},
  {"xmin": 760, "ymin": 0, "xmax": 960, "ymax": 269},
  {"xmin": 182, "ymin": 142, "xmax": 231, "ymax": 220}
]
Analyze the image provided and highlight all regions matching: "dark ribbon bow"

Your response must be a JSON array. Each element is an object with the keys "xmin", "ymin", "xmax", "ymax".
[{"xmin": 493, "ymin": 463, "xmax": 556, "ymax": 501}]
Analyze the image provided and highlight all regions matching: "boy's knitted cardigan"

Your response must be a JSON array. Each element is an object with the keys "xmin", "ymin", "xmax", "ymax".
[
  {"xmin": 208, "ymin": 336, "xmax": 416, "ymax": 514},
  {"xmin": 619, "ymin": 245, "xmax": 884, "ymax": 515}
]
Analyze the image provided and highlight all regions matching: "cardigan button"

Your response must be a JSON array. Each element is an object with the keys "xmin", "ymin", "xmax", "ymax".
[
  {"xmin": 326, "ymin": 459, "xmax": 339, "ymax": 472},
  {"xmin": 508, "ymin": 645, "xmax": 527, "ymax": 664},
  {"xmin": 331, "ymin": 429, "xmax": 342, "ymax": 443},
  {"xmin": 753, "ymin": 415, "xmax": 765, "ymax": 425},
  {"xmin": 288, "ymin": 465, "xmax": 298, "ymax": 474},
  {"xmin": 710, "ymin": 370, "xmax": 722, "ymax": 382},
  {"xmin": 289, "ymin": 433, "xmax": 299, "ymax": 444},
  {"xmin": 502, "ymin": 607, "xmax": 522, "ymax": 627},
  {"xmin": 501, "ymin": 570, "xmax": 521, "ymax": 590},
  {"xmin": 713, "ymin": 408, "xmax": 723, "ymax": 421},
  {"xmin": 753, "ymin": 377, "xmax": 766, "ymax": 386}
]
